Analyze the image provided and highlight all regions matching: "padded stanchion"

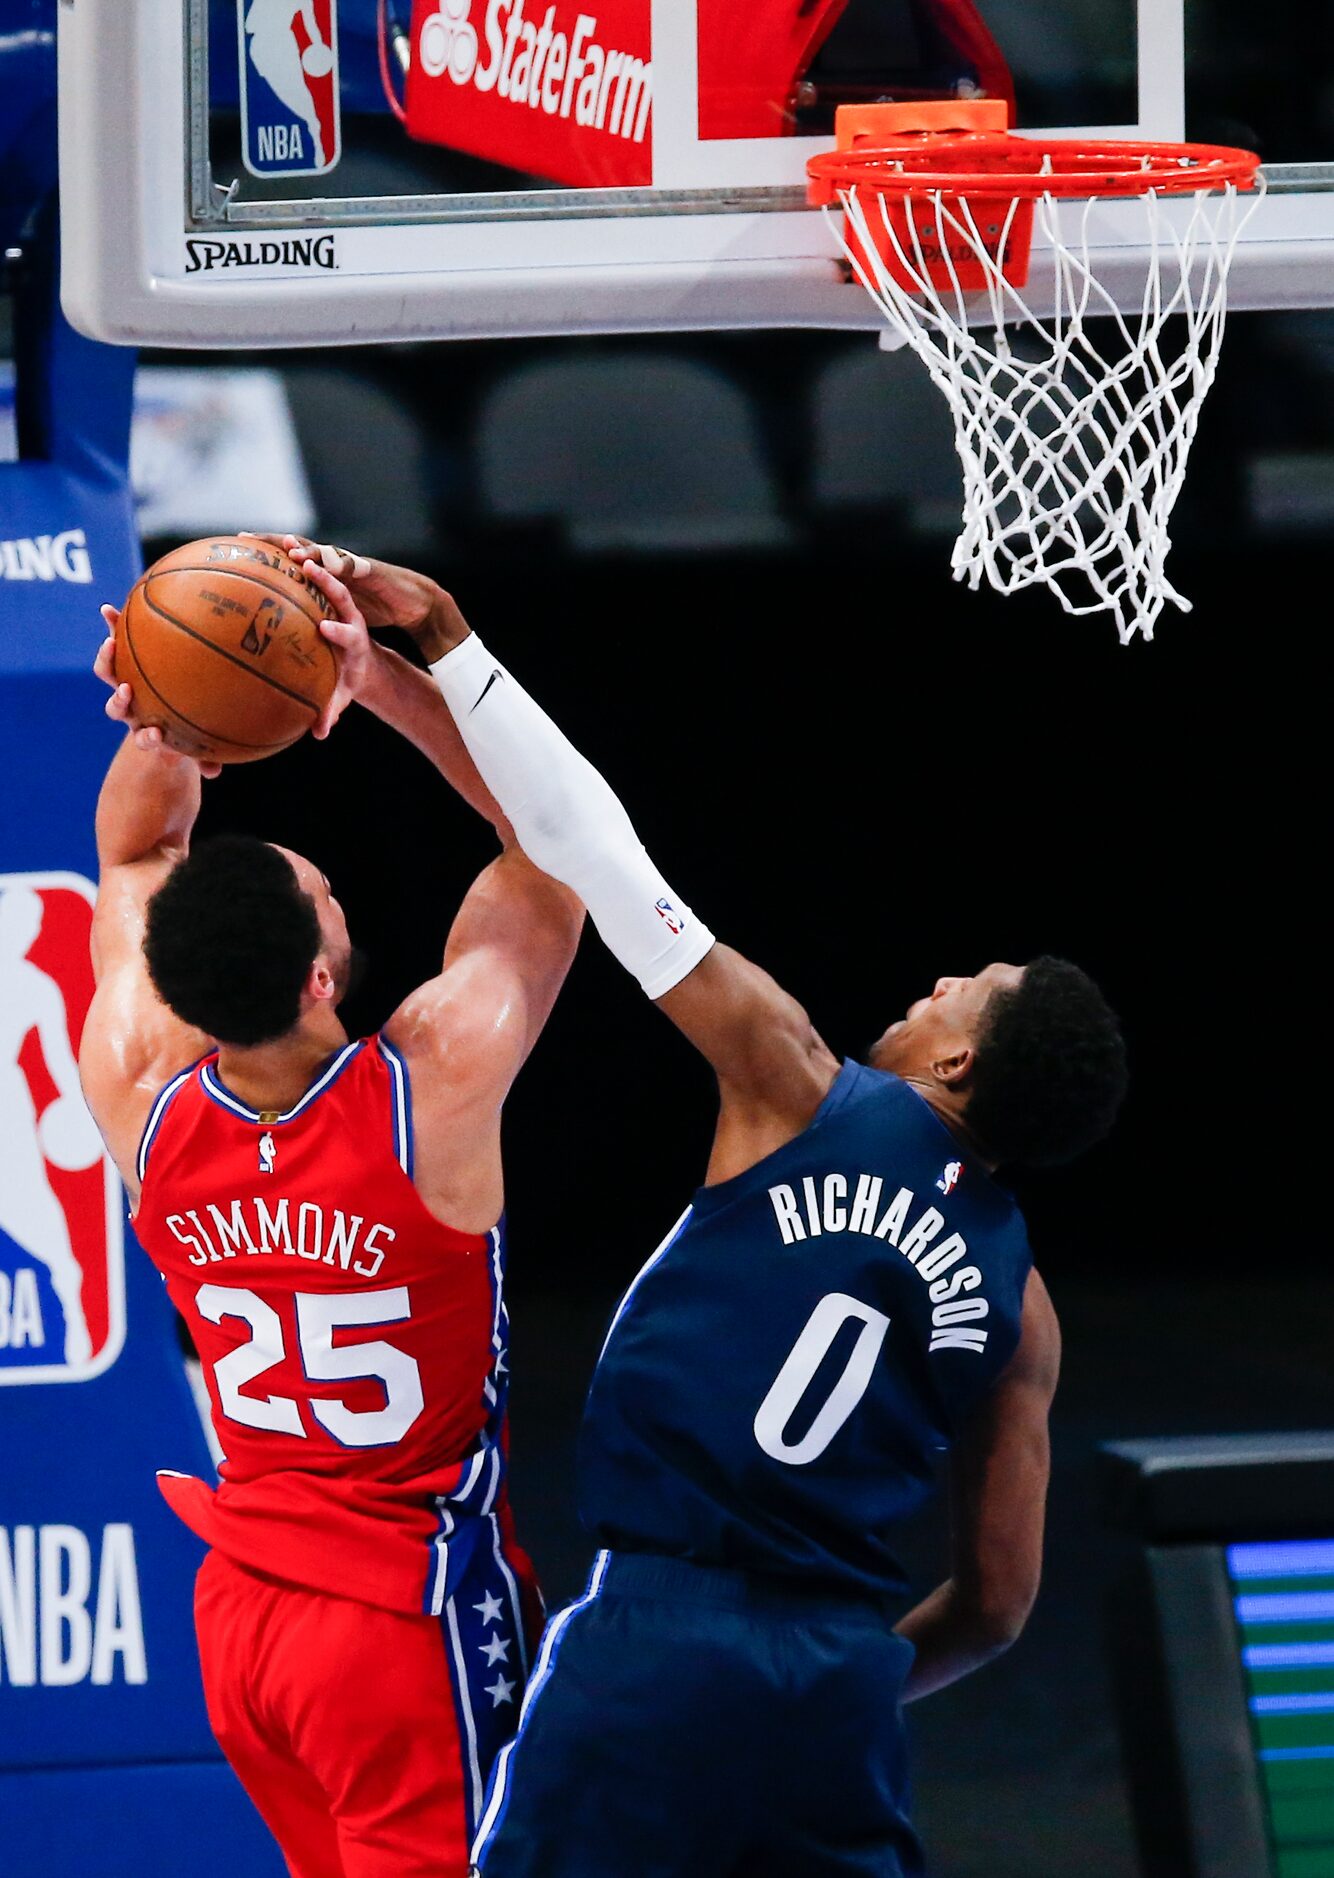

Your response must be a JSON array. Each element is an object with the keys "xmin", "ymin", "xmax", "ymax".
[{"xmin": 0, "ymin": 209, "xmax": 281, "ymax": 1872}]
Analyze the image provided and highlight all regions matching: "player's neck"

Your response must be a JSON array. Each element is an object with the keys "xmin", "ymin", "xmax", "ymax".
[
  {"xmin": 906, "ymin": 1078, "xmax": 1000, "ymax": 1172},
  {"xmin": 214, "ymin": 1009, "xmax": 350, "ymax": 1116}
]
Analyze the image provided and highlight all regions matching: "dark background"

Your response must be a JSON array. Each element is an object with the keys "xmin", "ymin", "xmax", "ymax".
[{"xmin": 179, "ymin": 307, "xmax": 1331, "ymax": 1876}]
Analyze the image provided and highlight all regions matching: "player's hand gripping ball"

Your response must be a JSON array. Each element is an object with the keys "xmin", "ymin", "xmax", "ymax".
[{"xmin": 112, "ymin": 535, "xmax": 338, "ymax": 766}]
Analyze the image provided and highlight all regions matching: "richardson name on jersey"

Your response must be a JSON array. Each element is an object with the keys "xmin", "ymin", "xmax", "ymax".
[
  {"xmin": 769, "ymin": 1175, "xmax": 992, "ymax": 1354},
  {"xmin": 165, "ymin": 1198, "xmax": 396, "ymax": 1277},
  {"xmin": 184, "ymin": 235, "xmax": 338, "ymax": 274},
  {"xmin": 440, "ymin": 1, "xmax": 651, "ymax": 145},
  {"xmin": 0, "ymin": 1524, "xmax": 147, "ymax": 1688}
]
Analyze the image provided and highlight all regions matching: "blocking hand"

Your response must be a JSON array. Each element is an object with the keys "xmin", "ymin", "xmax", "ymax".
[{"xmin": 238, "ymin": 532, "xmax": 448, "ymax": 634}]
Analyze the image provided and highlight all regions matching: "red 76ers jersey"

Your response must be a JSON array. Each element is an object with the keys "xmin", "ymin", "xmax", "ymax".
[{"xmin": 135, "ymin": 1037, "xmax": 513, "ymax": 1615}]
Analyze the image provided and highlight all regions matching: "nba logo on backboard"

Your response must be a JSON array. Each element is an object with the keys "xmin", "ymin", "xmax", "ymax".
[
  {"xmin": 0, "ymin": 872, "xmax": 124, "ymax": 1386},
  {"xmin": 238, "ymin": 1, "xmax": 342, "ymax": 179}
]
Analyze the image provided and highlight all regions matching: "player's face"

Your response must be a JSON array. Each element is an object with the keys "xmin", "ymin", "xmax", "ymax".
[
  {"xmin": 868, "ymin": 963, "xmax": 1025, "ymax": 1077},
  {"xmin": 271, "ymin": 845, "xmax": 355, "ymax": 997}
]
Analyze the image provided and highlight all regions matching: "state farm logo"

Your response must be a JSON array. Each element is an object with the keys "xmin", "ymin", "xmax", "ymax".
[
  {"xmin": 420, "ymin": 0, "xmax": 480, "ymax": 81},
  {"xmin": 0, "ymin": 874, "xmax": 124, "ymax": 1386},
  {"xmin": 416, "ymin": 0, "xmax": 652, "ymax": 144}
]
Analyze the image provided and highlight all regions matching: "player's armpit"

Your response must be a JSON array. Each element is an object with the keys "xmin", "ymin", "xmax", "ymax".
[
  {"xmin": 656, "ymin": 943, "xmax": 840, "ymax": 1125},
  {"xmin": 79, "ymin": 951, "xmax": 211, "ymax": 1198},
  {"xmin": 83, "ymin": 852, "xmax": 212, "ymax": 1195},
  {"xmin": 896, "ymin": 1269, "xmax": 1061, "ymax": 1701}
]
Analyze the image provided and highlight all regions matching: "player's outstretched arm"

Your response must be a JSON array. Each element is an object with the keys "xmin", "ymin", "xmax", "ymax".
[
  {"xmin": 252, "ymin": 536, "xmax": 516, "ymax": 839},
  {"xmin": 79, "ymin": 613, "xmax": 215, "ymax": 1194},
  {"xmin": 388, "ymin": 591, "xmax": 840, "ymax": 1170},
  {"xmin": 282, "ymin": 549, "xmax": 586, "ymax": 1234},
  {"xmin": 895, "ymin": 1270, "xmax": 1061, "ymax": 1702}
]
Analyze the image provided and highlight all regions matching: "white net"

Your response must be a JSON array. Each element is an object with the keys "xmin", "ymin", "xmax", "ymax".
[{"xmin": 829, "ymin": 178, "xmax": 1265, "ymax": 642}]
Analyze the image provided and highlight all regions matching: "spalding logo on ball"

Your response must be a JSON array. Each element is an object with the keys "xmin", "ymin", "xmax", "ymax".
[{"xmin": 114, "ymin": 536, "xmax": 338, "ymax": 766}]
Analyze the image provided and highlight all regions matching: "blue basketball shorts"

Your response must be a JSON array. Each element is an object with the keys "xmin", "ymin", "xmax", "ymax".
[{"xmin": 470, "ymin": 1550, "xmax": 924, "ymax": 1878}]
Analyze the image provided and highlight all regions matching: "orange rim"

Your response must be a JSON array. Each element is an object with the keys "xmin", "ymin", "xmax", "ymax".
[{"xmin": 807, "ymin": 135, "xmax": 1261, "ymax": 200}]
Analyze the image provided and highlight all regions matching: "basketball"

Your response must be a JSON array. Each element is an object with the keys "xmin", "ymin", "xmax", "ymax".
[{"xmin": 113, "ymin": 535, "xmax": 338, "ymax": 765}]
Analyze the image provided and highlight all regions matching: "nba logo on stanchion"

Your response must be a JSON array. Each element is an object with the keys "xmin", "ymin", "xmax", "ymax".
[
  {"xmin": 238, "ymin": 0, "xmax": 341, "ymax": 179},
  {"xmin": 0, "ymin": 872, "xmax": 124, "ymax": 1386}
]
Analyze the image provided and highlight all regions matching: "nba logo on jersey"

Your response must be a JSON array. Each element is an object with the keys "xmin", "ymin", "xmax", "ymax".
[
  {"xmin": 238, "ymin": 0, "xmax": 342, "ymax": 180},
  {"xmin": 0, "ymin": 872, "xmax": 125, "ymax": 1386}
]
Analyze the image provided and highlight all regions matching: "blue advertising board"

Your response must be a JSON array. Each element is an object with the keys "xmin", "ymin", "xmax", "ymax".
[{"xmin": 0, "ymin": 240, "xmax": 281, "ymax": 1871}]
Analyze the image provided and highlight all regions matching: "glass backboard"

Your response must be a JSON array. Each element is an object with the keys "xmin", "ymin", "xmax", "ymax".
[{"xmin": 59, "ymin": 0, "xmax": 1334, "ymax": 348}]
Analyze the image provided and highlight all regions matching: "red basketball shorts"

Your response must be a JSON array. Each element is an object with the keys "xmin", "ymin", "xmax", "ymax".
[{"xmin": 194, "ymin": 1536, "xmax": 540, "ymax": 1878}]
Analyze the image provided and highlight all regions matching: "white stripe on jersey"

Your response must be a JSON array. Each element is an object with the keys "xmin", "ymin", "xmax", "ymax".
[
  {"xmin": 445, "ymin": 1593, "xmax": 485, "ymax": 1825},
  {"xmin": 429, "ymin": 1502, "xmax": 454, "ymax": 1617},
  {"xmin": 488, "ymin": 1512, "xmax": 531, "ymax": 1679},
  {"xmin": 377, "ymin": 1039, "xmax": 412, "ymax": 1174},
  {"xmin": 136, "ymin": 1065, "xmax": 195, "ymax": 1181}
]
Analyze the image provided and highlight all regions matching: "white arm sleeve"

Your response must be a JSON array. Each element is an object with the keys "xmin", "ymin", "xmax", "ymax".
[{"xmin": 429, "ymin": 632, "xmax": 715, "ymax": 1000}]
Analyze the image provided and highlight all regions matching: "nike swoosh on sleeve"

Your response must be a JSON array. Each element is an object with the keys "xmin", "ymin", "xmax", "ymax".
[{"xmin": 471, "ymin": 669, "xmax": 504, "ymax": 712}]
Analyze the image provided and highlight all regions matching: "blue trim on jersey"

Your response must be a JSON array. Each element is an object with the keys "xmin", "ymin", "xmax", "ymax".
[
  {"xmin": 135, "ymin": 1057, "xmax": 208, "ymax": 1183},
  {"xmin": 484, "ymin": 1224, "xmax": 508, "ymax": 1410},
  {"xmin": 422, "ymin": 1449, "xmax": 506, "ymax": 1605},
  {"xmin": 198, "ymin": 1039, "xmax": 365, "ymax": 1126},
  {"xmin": 421, "ymin": 1224, "xmax": 511, "ymax": 1614},
  {"xmin": 377, "ymin": 1037, "xmax": 413, "ymax": 1177},
  {"xmin": 471, "ymin": 1550, "xmax": 610, "ymax": 1867},
  {"xmin": 597, "ymin": 1206, "xmax": 693, "ymax": 1363},
  {"xmin": 435, "ymin": 1532, "xmax": 535, "ymax": 1846},
  {"xmin": 488, "ymin": 1510, "xmax": 531, "ymax": 1679},
  {"xmin": 441, "ymin": 1591, "xmax": 486, "ymax": 1833}
]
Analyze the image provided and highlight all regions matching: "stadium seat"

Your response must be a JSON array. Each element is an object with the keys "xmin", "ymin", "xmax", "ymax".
[
  {"xmin": 810, "ymin": 345, "xmax": 961, "ymax": 534},
  {"xmin": 474, "ymin": 353, "xmax": 792, "ymax": 551}
]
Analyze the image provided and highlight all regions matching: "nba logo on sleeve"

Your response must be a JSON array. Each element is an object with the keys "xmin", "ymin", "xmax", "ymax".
[
  {"xmin": 238, "ymin": 0, "xmax": 342, "ymax": 179},
  {"xmin": 0, "ymin": 873, "xmax": 125, "ymax": 1386}
]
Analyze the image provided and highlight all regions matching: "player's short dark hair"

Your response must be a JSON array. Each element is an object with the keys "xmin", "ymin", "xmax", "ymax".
[
  {"xmin": 144, "ymin": 835, "xmax": 321, "ymax": 1047},
  {"xmin": 967, "ymin": 956, "xmax": 1127, "ymax": 1168}
]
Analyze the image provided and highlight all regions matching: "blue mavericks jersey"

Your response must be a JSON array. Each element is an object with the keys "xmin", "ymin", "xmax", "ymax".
[{"xmin": 578, "ymin": 1061, "xmax": 1034, "ymax": 1595}]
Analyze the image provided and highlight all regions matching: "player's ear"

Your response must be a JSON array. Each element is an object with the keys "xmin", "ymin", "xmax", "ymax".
[
  {"xmin": 931, "ymin": 1044, "xmax": 974, "ymax": 1088},
  {"xmin": 307, "ymin": 958, "xmax": 338, "ymax": 1005}
]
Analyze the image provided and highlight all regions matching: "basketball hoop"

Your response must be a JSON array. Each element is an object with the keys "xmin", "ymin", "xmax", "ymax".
[{"xmin": 807, "ymin": 104, "xmax": 1264, "ymax": 642}]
